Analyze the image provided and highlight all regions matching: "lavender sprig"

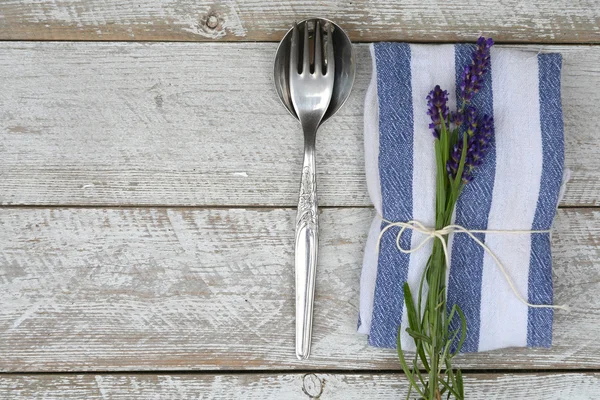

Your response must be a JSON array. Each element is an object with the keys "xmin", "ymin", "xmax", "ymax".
[
  {"xmin": 447, "ymin": 113, "xmax": 494, "ymax": 183},
  {"xmin": 398, "ymin": 37, "xmax": 494, "ymax": 400},
  {"xmin": 459, "ymin": 37, "xmax": 494, "ymax": 107},
  {"xmin": 426, "ymin": 85, "xmax": 449, "ymax": 139}
]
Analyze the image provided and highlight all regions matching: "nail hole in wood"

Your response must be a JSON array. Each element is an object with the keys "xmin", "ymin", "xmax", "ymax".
[
  {"xmin": 206, "ymin": 15, "xmax": 219, "ymax": 30},
  {"xmin": 302, "ymin": 373, "xmax": 324, "ymax": 398}
]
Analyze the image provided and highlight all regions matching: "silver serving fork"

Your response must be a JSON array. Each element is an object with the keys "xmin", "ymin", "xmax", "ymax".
[{"xmin": 289, "ymin": 20, "xmax": 335, "ymax": 360}]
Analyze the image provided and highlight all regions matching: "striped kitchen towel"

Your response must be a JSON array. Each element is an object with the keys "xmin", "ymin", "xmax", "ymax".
[{"xmin": 358, "ymin": 43, "xmax": 568, "ymax": 352}]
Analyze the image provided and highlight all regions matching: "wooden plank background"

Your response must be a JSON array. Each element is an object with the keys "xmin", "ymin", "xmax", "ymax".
[
  {"xmin": 1, "ymin": 0, "xmax": 599, "ymax": 43},
  {"xmin": 1, "ymin": 43, "xmax": 598, "ymax": 207},
  {"xmin": 0, "ymin": 208, "xmax": 597, "ymax": 371},
  {"xmin": 1, "ymin": 0, "xmax": 599, "ymax": 397},
  {"xmin": 1, "ymin": 373, "xmax": 599, "ymax": 399}
]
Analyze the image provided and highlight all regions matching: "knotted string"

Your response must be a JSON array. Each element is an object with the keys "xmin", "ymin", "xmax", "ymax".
[{"xmin": 376, "ymin": 218, "xmax": 569, "ymax": 311}]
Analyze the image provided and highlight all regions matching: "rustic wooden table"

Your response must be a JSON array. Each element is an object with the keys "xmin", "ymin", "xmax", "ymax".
[{"xmin": 0, "ymin": 1, "xmax": 599, "ymax": 398}]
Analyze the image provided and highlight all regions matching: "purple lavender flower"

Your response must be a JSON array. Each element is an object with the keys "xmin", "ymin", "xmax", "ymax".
[
  {"xmin": 427, "ymin": 85, "xmax": 449, "ymax": 139},
  {"xmin": 446, "ymin": 141, "xmax": 461, "ymax": 177},
  {"xmin": 459, "ymin": 37, "xmax": 494, "ymax": 105},
  {"xmin": 449, "ymin": 111, "xmax": 464, "ymax": 127},
  {"xmin": 447, "ymin": 115, "xmax": 494, "ymax": 184},
  {"xmin": 430, "ymin": 36, "xmax": 495, "ymax": 185},
  {"xmin": 464, "ymin": 106, "xmax": 478, "ymax": 135}
]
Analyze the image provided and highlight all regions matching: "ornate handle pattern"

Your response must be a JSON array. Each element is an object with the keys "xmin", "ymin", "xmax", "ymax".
[{"xmin": 295, "ymin": 145, "xmax": 318, "ymax": 360}]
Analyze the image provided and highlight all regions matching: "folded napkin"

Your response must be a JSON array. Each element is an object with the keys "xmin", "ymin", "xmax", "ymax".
[{"xmin": 358, "ymin": 43, "xmax": 566, "ymax": 352}]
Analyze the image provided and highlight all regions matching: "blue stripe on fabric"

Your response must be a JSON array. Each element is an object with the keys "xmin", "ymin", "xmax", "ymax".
[
  {"xmin": 527, "ymin": 53, "xmax": 564, "ymax": 347},
  {"xmin": 368, "ymin": 43, "xmax": 414, "ymax": 348},
  {"xmin": 446, "ymin": 44, "xmax": 496, "ymax": 353}
]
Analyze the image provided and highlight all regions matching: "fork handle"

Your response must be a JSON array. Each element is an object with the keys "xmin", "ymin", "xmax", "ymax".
[{"xmin": 295, "ymin": 138, "xmax": 318, "ymax": 360}]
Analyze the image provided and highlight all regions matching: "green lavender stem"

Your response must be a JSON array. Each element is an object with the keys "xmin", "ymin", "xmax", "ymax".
[
  {"xmin": 425, "ymin": 236, "xmax": 450, "ymax": 400},
  {"xmin": 398, "ymin": 118, "xmax": 467, "ymax": 400}
]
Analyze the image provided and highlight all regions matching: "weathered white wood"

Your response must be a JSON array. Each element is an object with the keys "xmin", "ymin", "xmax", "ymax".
[
  {"xmin": 0, "ymin": 207, "xmax": 597, "ymax": 371},
  {"xmin": 0, "ymin": 43, "xmax": 598, "ymax": 207},
  {"xmin": 0, "ymin": 0, "xmax": 598, "ymax": 42},
  {"xmin": 1, "ymin": 372, "xmax": 599, "ymax": 399}
]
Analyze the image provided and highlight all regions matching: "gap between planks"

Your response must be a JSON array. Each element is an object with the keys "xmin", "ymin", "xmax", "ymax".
[
  {"xmin": 2, "ymin": 368, "xmax": 600, "ymax": 376},
  {"xmin": 1, "ymin": 40, "xmax": 600, "ymax": 45},
  {"xmin": 0, "ymin": 205, "xmax": 595, "ymax": 210}
]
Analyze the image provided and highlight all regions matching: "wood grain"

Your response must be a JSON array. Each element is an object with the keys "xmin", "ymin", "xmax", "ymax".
[
  {"xmin": 1, "ymin": 372, "xmax": 599, "ymax": 399},
  {"xmin": 0, "ymin": 207, "xmax": 597, "ymax": 371},
  {"xmin": 1, "ymin": 43, "xmax": 599, "ymax": 207},
  {"xmin": 0, "ymin": 0, "xmax": 599, "ymax": 43}
]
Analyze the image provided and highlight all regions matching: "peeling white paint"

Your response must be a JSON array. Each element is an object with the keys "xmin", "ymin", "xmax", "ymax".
[
  {"xmin": 0, "ymin": 43, "xmax": 595, "ymax": 207},
  {"xmin": 94, "ymin": 375, "xmax": 109, "ymax": 400},
  {"xmin": 222, "ymin": 0, "xmax": 248, "ymax": 38},
  {"xmin": 0, "ymin": 207, "xmax": 597, "ymax": 371},
  {"xmin": 2, "ymin": 372, "xmax": 600, "ymax": 398},
  {"xmin": 5, "ymin": 0, "xmax": 598, "ymax": 42},
  {"xmin": 10, "ymin": 303, "xmax": 40, "ymax": 329}
]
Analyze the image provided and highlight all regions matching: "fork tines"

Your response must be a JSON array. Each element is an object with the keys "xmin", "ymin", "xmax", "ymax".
[{"xmin": 290, "ymin": 20, "xmax": 334, "ymax": 76}]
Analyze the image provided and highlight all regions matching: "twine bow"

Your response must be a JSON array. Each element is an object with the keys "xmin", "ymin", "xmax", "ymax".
[{"xmin": 377, "ymin": 219, "xmax": 568, "ymax": 311}]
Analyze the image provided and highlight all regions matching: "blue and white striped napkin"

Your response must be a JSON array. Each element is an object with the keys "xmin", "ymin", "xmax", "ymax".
[{"xmin": 358, "ymin": 43, "xmax": 567, "ymax": 352}]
